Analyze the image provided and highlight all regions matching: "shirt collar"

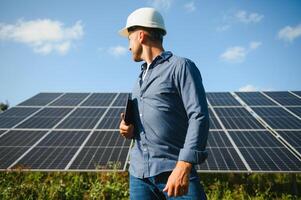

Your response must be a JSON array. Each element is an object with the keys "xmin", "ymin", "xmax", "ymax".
[{"xmin": 140, "ymin": 51, "xmax": 173, "ymax": 71}]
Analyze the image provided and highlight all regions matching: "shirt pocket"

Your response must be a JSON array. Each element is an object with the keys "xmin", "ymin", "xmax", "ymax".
[
  {"xmin": 154, "ymin": 82, "xmax": 177, "ymax": 111},
  {"xmin": 156, "ymin": 82, "xmax": 177, "ymax": 94}
]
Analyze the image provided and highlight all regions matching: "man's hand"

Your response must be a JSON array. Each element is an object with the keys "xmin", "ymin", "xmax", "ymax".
[
  {"xmin": 163, "ymin": 161, "xmax": 192, "ymax": 197},
  {"xmin": 119, "ymin": 112, "xmax": 134, "ymax": 139}
]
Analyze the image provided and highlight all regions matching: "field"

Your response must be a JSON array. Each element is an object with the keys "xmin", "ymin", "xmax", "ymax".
[{"xmin": 0, "ymin": 170, "xmax": 300, "ymax": 200}]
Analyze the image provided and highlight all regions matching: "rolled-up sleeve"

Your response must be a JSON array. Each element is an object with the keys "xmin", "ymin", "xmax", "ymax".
[{"xmin": 176, "ymin": 59, "xmax": 210, "ymax": 164}]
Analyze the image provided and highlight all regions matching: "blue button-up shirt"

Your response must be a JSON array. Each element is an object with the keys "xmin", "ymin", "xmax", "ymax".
[{"xmin": 130, "ymin": 51, "xmax": 209, "ymax": 179}]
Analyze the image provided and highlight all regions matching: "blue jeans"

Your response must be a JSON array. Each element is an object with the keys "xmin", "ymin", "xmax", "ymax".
[{"xmin": 130, "ymin": 172, "xmax": 207, "ymax": 200}]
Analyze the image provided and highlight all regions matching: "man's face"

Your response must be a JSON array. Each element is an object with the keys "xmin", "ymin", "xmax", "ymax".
[{"xmin": 128, "ymin": 30, "xmax": 143, "ymax": 62}]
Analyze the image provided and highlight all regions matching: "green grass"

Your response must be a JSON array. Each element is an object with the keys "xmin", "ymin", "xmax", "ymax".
[{"xmin": 0, "ymin": 171, "xmax": 300, "ymax": 200}]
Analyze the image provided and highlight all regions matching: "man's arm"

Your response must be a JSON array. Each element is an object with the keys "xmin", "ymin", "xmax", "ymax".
[{"xmin": 163, "ymin": 59, "xmax": 209, "ymax": 197}]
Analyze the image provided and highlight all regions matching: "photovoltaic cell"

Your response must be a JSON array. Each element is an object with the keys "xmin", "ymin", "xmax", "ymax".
[
  {"xmin": 112, "ymin": 93, "xmax": 130, "ymax": 106},
  {"xmin": 252, "ymin": 107, "xmax": 301, "ymax": 129},
  {"xmin": 69, "ymin": 131, "xmax": 130, "ymax": 170},
  {"xmin": 85, "ymin": 131, "xmax": 131, "ymax": 147},
  {"xmin": 81, "ymin": 93, "xmax": 117, "ymax": 106},
  {"xmin": 69, "ymin": 147, "xmax": 129, "ymax": 170},
  {"xmin": 213, "ymin": 107, "xmax": 265, "ymax": 129},
  {"xmin": 206, "ymin": 130, "xmax": 231, "ymax": 147},
  {"xmin": 277, "ymin": 131, "xmax": 301, "ymax": 154},
  {"xmin": 50, "ymin": 93, "xmax": 90, "ymax": 106},
  {"xmin": 235, "ymin": 92, "xmax": 277, "ymax": 106},
  {"xmin": 229, "ymin": 131, "xmax": 301, "ymax": 171},
  {"xmin": 286, "ymin": 107, "xmax": 301, "ymax": 118},
  {"xmin": 229, "ymin": 131, "xmax": 282, "ymax": 147},
  {"xmin": 0, "ymin": 130, "xmax": 47, "ymax": 169},
  {"xmin": 97, "ymin": 108, "xmax": 124, "ymax": 129},
  {"xmin": 18, "ymin": 93, "xmax": 63, "ymax": 106},
  {"xmin": 197, "ymin": 131, "xmax": 247, "ymax": 171},
  {"xmin": 56, "ymin": 108, "xmax": 106, "ymax": 129},
  {"xmin": 0, "ymin": 130, "xmax": 47, "ymax": 146},
  {"xmin": 0, "ymin": 147, "xmax": 28, "ymax": 169},
  {"xmin": 207, "ymin": 92, "xmax": 241, "ymax": 106},
  {"xmin": 209, "ymin": 108, "xmax": 222, "ymax": 129},
  {"xmin": 0, "ymin": 107, "xmax": 39, "ymax": 128},
  {"xmin": 264, "ymin": 91, "xmax": 301, "ymax": 106},
  {"xmin": 37, "ymin": 131, "xmax": 90, "ymax": 147},
  {"xmin": 0, "ymin": 130, "xmax": 5, "ymax": 136},
  {"xmin": 292, "ymin": 91, "xmax": 301, "ymax": 97},
  {"xmin": 239, "ymin": 148, "xmax": 301, "ymax": 171},
  {"xmin": 12, "ymin": 131, "xmax": 89, "ymax": 170},
  {"xmin": 16, "ymin": 108, "xmax": 73, "ymax": 129},
  {"xmin": 13, "ymin": 147, "xmax": 79, "ymax": 169}
]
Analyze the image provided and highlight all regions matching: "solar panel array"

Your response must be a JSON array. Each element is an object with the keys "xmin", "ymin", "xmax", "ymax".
[
  {"xmin": 0, "ymin": 93, "xmax": 131, "ymax": 171},
  {"xmin": 0, "ymin": 91, "xmax": 301, "ymax": 172}
]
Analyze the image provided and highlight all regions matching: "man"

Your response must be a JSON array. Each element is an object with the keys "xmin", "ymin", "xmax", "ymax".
[{"xmin": 119, "ymin": 7, "xmax": 209, "ymax": 199}]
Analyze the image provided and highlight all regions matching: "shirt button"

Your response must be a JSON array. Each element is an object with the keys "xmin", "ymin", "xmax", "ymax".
[
  {"xmin": 143, "ymin": 148, "xmax": 147, "ymax": 152},
  {"xmin": 140, "ymin": 114, "xmax": 142, "ymax": 117}
]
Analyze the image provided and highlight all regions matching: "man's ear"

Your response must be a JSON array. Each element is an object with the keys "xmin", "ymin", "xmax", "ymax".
[{"xmin": 138, "ymin": 31, "xmax": 146, "ymax": 44}]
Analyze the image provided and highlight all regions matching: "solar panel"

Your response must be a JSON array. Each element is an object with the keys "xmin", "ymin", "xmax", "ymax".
[
  {"xmin": 0, "ymin": 130, "xmax": 47, "ymax": 168},
  {"xmin": 12, "ymin": 131, "xmax": 90, "ymax": 170},
  {"xmin": 213, "ymin": 107, "xmax": 265, "ymax": 129},
  {"xmin": 69, "ymin": 147, "xmax": 129, "ymax": 170},
  {"xmin": 197, "ymin": 130, "xmax": 247, "ymax": 171},
  {"xmin": 235, "ymin": 92, "xmax": 277, "ymax": 106},
  {"xmin": 207, "ymin": 92, "xmax": 241, "ymax": 106},
  {"xmin": 56, "ymin": 108, "xmax": 106, "ymax": 129},
  {"xmin": 0, "ymin": 107, "xmax": 39, "ymax": 128},
  {"xmin": 14, "ymin": 147, "xmax": 79, "ymax": 170},
  {"xmin": 277, "ymin": 131, "xmax": 301, "ymax": 154},
  {"xmin": 1, "ymin": 92, "xmax": 300, "ymax": 173},
  {"xmin": 286, "ymin": 107, "xmax": 301, "ymax": 117},
  {"xmin": 229, "ymin": 130, "xmax": 301, "ymax": 171},
  {"xmin": 18, "ymin": 93, "xmax": 63, "ymax": 106},
  {"xmin": 209, "ymin": 108, "xmax": 222, "ymax": 129},
  {"xmin": 263, "ymin": 91, "xmax": 301, "ymax": 106},
  {"xmin": 251, "ymin": 107, "xmax": 301, "ymax": 129},
  {"xmin": 50, "ymin": 93, "xmax": 90, "ymax": 106},
  {"xmin": 16, "ymin": 108, "xmax": 73, "ymax": 129},
  {"xmin": 97, "ymin": 108, "xmax": 125, "ymax": 129},
  {"xmin": 292, "ymin": 91, "xmax": 301, "ymax": 97},
  {"xmin": 81, "ymin": 93, "xmax": 117, "ymax": 106},
  {"xmin": 69, "ymin": 131, "xmax": 130, "ymax": 170},
  {"xmin": 112, "ymin": 93, "xmax": 130, "ymax": 106},
  {"xmin": 0, "ymin": 130, "xmax": 6, "ymax": 136}
]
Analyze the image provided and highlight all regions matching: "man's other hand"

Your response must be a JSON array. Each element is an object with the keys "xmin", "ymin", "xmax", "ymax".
[
  {"xmin": 163, "ymin": 161, "xmax": 192, "ymax": 197},
  {"xmin": 119, "ymin": 112, "xmax": 134, "ymax": 139}
]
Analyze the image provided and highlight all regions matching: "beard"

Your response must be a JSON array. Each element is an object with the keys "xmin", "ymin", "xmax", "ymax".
[{"xmin": 132, "ymin": 45, "xmax": 143, "ymax": 62}]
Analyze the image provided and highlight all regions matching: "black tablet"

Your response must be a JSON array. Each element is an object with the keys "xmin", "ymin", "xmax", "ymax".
[{"xmin": 124, "ymin": 94, "xmax": 134, "ymax": 125}]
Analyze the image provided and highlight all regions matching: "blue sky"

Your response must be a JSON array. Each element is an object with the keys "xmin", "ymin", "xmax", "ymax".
[{"xmin": 0, "ymin": 0, "xmax": 301, "ymax": 106}]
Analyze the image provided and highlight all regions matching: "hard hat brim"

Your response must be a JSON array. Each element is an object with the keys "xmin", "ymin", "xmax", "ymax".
[{"xmin": 118, "ymin": 27, "xmax": 129, "ymax": 37}]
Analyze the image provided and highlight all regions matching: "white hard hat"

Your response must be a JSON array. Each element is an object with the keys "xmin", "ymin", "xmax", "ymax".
[{"xmin": 119, "ymin": 7, "xmax": 166, "ymax": 37}]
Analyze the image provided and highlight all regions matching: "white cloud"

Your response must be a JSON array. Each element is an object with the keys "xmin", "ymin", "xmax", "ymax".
[
  {"xmin": 235, "ymin": 10, "xmax": 264, "ymax": 24},
  {"xmin": 239, "ymin": 84, "xmax": 273, "ymax": 92},
  {"xmin": 277, "ymin": 24, "xmax": 301, "ymax": 42},
  {"xmin": 184, "ymin": 2, "xmax": 196, "ymax": 12},
  {"xmin": 249, "ymin": 41, "xmax": 262, "ymax": 50},
  {"xmin": 0, "ymin": 19, "xmax": 83, "ymax": 55},
  {"xmin": 107, "ymin": 45, "xmax": 127, "ymax": 57},
  {"xmin": 217, "ymin": 10, "xmax": 263, "ymax": 32},
  {"xmin": 239, "ymin": 84, "xmax": 258, "ymax": 92},
  {"xmin": 220, "ymin": 41, "xmax": 262, "ymax": 63},
  {"xmin": 216, "ymin": 24, "xmax": 231, "ymax": 32},
  {"xmin": 220, "ymin": 46, "xmax": 246, "ymax": 63},
  {"xmin": 148, "ymin": 0, "xmax": 173, "ymax": 11}
]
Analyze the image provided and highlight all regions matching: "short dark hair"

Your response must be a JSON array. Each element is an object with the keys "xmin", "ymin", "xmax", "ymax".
[{"xmin": 128, "ymin": 26, "xmax": 165, "ymax": 44}]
